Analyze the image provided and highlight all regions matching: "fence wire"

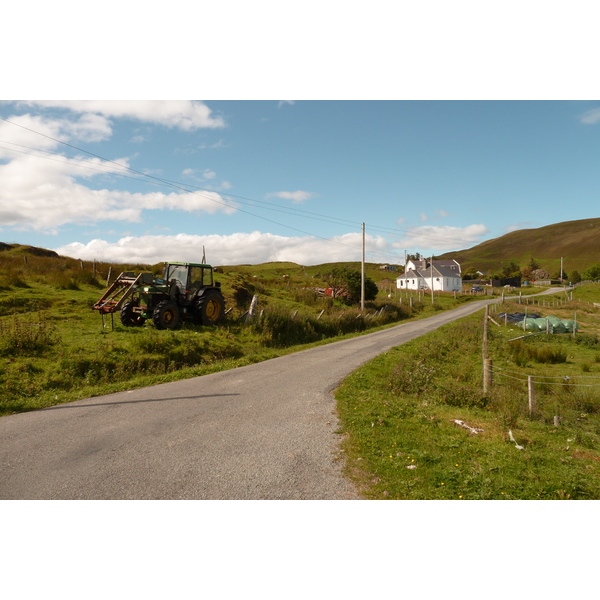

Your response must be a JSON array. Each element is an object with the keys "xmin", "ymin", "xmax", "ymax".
[{"xmin": 488, "ymin": 363, "xmax": 600, "ymax": 387}]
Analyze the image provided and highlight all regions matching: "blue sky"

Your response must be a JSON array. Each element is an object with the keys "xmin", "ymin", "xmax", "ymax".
[{"xmin": 1, "ymin": 99, "xmax": 599, "ymax": 266}]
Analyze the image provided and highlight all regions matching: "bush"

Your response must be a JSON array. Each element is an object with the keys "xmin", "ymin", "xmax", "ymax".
[
  {"xmin": 0, "ymin": 313, "xmax": 60, "ymax": 356},
  {"xmin": 509, "ymin": 341, "xmax": 566, "ymax": 365},
  {"xmin": 391, "ymin": 356, "xmax": 438, "ymax": 396},
  {"xmin": 439, "ymin": 383, "xmax": 487, "ymax": 408}
]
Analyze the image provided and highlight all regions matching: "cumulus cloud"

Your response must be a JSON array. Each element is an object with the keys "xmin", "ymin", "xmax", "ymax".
[
  {"xmin": 0, "ymin": 112, "xmax": 109, "ymax": 149},
  {"xmin": 393, "ymin": 224, "xmax": 489, "ymax": 251},
  {"xmin": 267, "ymin": 190, "xmax": 316, "ymax": 204},
  {"xmin": 54, "ymin": 231, "xmax": 390, "ymax": 266},
  {"xmin": 18, "ymin": 100, "xmax": 225, "ymax": 130},
  {"xmin": 418, "ymin": 209, "xmax": 449, "ymax": 223},
  {"xmin": 0, "ymin": 112, "xmax": 235, "ymax": 233},
  {"xmin": 580, "ymin": 107, "xmax": 600, "ymax": 124},
  {"xmin": 0, "ymin": 157, "xmax": 236, "ymax": 231}
]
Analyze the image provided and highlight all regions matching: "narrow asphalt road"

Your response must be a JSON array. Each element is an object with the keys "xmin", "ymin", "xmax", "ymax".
[{"xmin": 1, "ymin": 299, "xmax": 496, "ymax": 499}]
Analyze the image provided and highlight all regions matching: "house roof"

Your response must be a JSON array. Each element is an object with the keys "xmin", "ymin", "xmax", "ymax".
[
  {"xmin": 406, "ymin": 259, "xmax": 461, "ymax": 273},
  {"xmin": 398, "ymin": 265, "xmax": 461, "ymax": 280}
]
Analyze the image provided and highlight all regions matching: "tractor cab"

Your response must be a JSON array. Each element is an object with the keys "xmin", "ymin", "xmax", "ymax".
[{"xmin": 162, "ymin": 262, "xmax": 215, "ymax": 297}]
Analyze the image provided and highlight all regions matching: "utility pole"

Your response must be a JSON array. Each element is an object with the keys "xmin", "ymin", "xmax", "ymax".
[
  {"xmin": 361, "ymin": 222, "xmax": 365, "ymax": 313},
  {"xmin": 404, "ymin": 249, "xmax": 407, "ymax": 296},
  {"xmin": 430, "ymin": 255, "xmax": 434, "ymax": 304},
  {"xmin": 483, "ymin": 305, "xmax": 492, "ymax": 394}
]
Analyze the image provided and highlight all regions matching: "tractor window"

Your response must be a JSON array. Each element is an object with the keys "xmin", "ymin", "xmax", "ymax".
[
  {"xmin": 189, "ymin": 266, "xmax": 204, "ymax": 290},
  {"xmin": 164, "ymin": 265, "xmax": 189, "ymax": 289}
]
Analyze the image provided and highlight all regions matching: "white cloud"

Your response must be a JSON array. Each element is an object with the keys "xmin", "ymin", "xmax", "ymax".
[
  {"xmin": 54, "ymin": 231, "xmax": 390, "ymax": 266},
  {"xmin": 182, "ymin": 167, "xmax": 217, "ymax": 181},
  {"xmin": 580, "ymin": 107, "xmax": 600, "ymax": 124},
  {"xmin": 417, "ymin": 209, "xmax": 449, "ymax": 223},
  {"xmin": 0, "ymin": 149, "xmax": 236, "ymax": 232},
  {"xmin": 18, "ymin": 100, "xmax": 226, "ymax": 130},
  {"xmin": 393, "ymin": 224, "xmax": 489, "ymax": 251},
  {"xmin": 0, "ymin": 111, "xmax": 235, "ymax": 233},
  {"xmin": 268, "ymin": 190, "xmax": 316, "ymax": 204},
  {"xmin": 0, "ymin": 113, "xmax": 105, "ymax": 149}
]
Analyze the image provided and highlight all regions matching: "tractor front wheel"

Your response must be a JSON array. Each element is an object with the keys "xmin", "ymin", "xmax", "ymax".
[
  {"xmin": 120, "ymin": 300, "xmax": 146, "ymax": 327},
  {"xmin": 195, "ymin": 291, "xmax": 225, "ymax": 325},
  {"xmin": 153, "ymin": 300, "xmax": 181, "ymax": 330}
]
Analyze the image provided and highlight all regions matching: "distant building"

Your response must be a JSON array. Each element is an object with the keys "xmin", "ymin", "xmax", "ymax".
[{"xmin": 397, "ymin": 259, "xmax": 462, "ymax": 292}]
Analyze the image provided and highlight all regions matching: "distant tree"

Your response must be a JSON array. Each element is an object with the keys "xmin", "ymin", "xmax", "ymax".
[
  {"xmin": 502, "ymin": 261, "xmax": 521, "ymax": 278},
  {"xmin": 583, "ymin": 264, "xmax": 600, "ymax": 280},
  {"xmin": 528, "ymin": 257, "xmax": 541, "ymax": 271},
  {"xmin": 521, "ymin": 266, "xmax": 533, "ymax": 280},
  {"xmin": 552, "ymin": 269, "xmax": 568, "ymax": 281},
  {"xmin": 324, "ymin": 267, "xmax": 349, "ymax": 298},
  {"xmin": 570, "ymin": 270, "xmax": 581, "ymax": 284},
  {"xmin": 326, "ymin": 267, "xmax": 378, "ymax": 303}
]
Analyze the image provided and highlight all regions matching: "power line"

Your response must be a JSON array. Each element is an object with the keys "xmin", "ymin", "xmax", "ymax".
[{"xmin": 0, "ymin": 114, "xmax": 477, "ymax": 256}]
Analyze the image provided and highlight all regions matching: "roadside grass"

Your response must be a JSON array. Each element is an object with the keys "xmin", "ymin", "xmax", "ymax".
[
  {"xmin": 1, "ymin": 254, "xmax": 483, "ymax": 416},
  {"xmin": 335, "ymin": 284, "xmax": 600, "ymax": 499},
  {"xmin": 1, "ymin": 248, "xmax": 592, "ymax": 421}
]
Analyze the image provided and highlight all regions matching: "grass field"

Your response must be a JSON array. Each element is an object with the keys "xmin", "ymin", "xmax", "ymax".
[
  {"xmin": 0, "ymin": 251, "xmax": 486, "ymax": 416},
  {"xmin": 335, "ymin": 283, "xmax": 600, "ymax": 499},
  {"xmin": 4, "ymin": 245, "xmax": 600, "ymax": 499}
]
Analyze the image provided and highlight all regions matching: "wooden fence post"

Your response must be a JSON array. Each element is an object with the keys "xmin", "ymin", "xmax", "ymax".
[
  {"xmin": 528, "ymin": 375, "xmax": 535, "ymax": 417},
  {"xmin": 483, "ymin": 358, "xmax": 492, "ymax": 394},
  {"xmin": 245, "ymin": 295, "xmax": 259, "ymax": 322}
]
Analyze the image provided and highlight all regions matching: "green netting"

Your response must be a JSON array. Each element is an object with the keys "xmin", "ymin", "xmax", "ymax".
[{"xmin": 504, "ymin": 313, "xmax": 578, "ymax": 334}]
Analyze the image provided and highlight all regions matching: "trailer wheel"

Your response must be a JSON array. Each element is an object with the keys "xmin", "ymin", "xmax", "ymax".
[
  {"xmin": 196, "ymin": 291, "xmax": 225, "ymax": 325},
  {"xmin": 153, "ymin": 300, "xmax": 181, "ymax": 330}
]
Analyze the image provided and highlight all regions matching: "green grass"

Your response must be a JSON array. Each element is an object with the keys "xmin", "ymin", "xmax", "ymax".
[
  {"xmin": 335, "ymin": 284, "xmax": 600, "ymax": 499},
  {"xmin": 1, "ymin": 249, "xmax": 485, "ymax": 415}
]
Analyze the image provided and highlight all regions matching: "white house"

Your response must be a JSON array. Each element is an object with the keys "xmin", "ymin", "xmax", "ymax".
[{"xmin": 397, "ymin": 260, "xmax": 462, "ymax": 292}]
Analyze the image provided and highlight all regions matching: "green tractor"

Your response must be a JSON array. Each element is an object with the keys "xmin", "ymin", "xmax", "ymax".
[{"xmin": 93, "ymin": 262, "xmax": 226, "ymax": 330}]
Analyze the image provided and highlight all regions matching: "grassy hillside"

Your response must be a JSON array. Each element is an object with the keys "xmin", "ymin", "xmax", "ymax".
[
  {"xmin": 437, "ymin": 217, "xmax": 600, "ymax": 276},
  {"xmin": 0, "ymin": 245, "xmax": 467, "ymax": 416}
]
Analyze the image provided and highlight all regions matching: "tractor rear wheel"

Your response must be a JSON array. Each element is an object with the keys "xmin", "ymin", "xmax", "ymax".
[
  {"xmin": 153, "ymin": 300, "xmax": 181, "ymax": 330},
  {"xmin": 120, "ymin": 300, "xmax": 146, "ymax": 327},
  {"xmin": 195, "ymin": 291, "xmax": 225, "ymax": 325}
]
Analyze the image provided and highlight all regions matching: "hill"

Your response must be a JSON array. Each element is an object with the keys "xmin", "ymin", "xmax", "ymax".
[
  {"xmin": 0, "ymin": 242, "xmax": 59, "ymax": 258},
  {"xmin": 437, "ymin": 217, "xmax": 600, "ymax": 276}
]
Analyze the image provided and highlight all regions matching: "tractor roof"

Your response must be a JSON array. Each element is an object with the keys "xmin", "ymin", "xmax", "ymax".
[{"xmin": 165, "ymin": 262, "xmax": 212, "ymax": 268}]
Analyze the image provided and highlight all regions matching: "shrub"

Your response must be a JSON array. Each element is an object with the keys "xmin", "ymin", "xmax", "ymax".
[
  {"xmin": 391, "ymin": 356, "xmax": 438, "ymax": 396},
  {"xmin": 508, "ymin": 341, "xmax": 566, "ymax": 365},
  {"xmin": 439, "ymin": 383, "xmax": 487, "ymax": 408},
  {"xmin": 0, "ymin": 313, "xmax": 60, "ymax": 356}
]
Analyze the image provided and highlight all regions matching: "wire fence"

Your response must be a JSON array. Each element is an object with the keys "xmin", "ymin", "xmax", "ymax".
[{"xmin": 490, "ymin": 363, "xmax": 600, "ymax": 387}]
